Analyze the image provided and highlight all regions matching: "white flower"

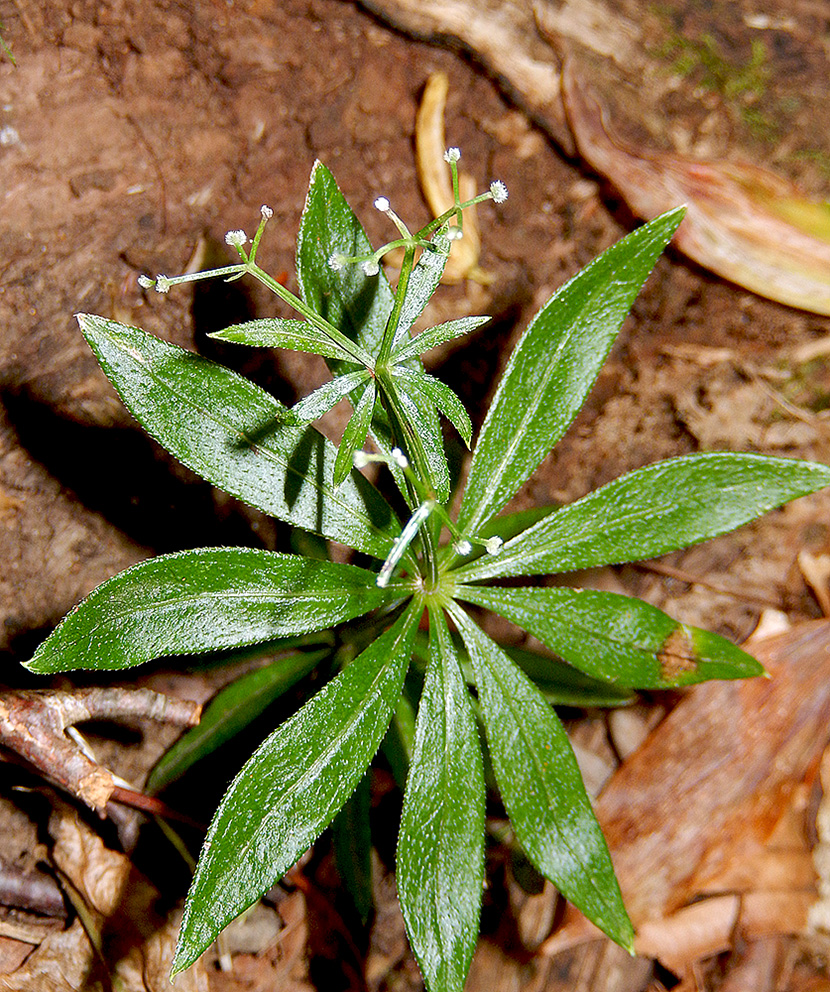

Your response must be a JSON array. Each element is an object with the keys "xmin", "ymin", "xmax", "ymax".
[
  {"xmin": 453, "ymin": 539, "xmax": 473, "ymax": 556},
  {"xmin": 391, "ymin": 448, "xmax": 409, "ymax": 470},
  {"xmin": 328, "ymin": 252, "xmax": 346, "ymax": 271},
  {"xmin": 447, "ymin": 226, "xmax": 464, "ymax": 241},
  {"xmin": 260, "ymin": 204, "xmax": 273, "ymax": 219},
  {"xmin": 444, "ymin": 147, "xmax": 461, "ymax": 163},
  {"xmin": 353, "ymin": 451, "xmax": 371, "ymax": 469},
  {"xmin": 484, "ymin": 536, "xmax": 504, "ymax": 555},
  {"xmin": 137, "ymin": 274, "xmax": 155, "ymax": 289},
  {"xmin": 489, "ymin": 180, "xmax": 508, "ymax": 204},
  {"xmin": 374, "ymin": 196, "xmax": 390, "ymax": 212},
  {"xmin": 155, "ymin": 275, "xmax": 172, "ymax": 294},
  {"xmin": 362, "ymin": 258, "xmax": 380, "ymax": 277},
  {"xmin": 225, "ymin": 230, "xmax": 248, "ymax": 247}
]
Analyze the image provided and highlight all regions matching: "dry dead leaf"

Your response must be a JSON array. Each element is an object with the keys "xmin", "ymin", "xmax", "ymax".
[{"xmin": 541, "ymin": 621, "xmax": 830, "ymax": 975}]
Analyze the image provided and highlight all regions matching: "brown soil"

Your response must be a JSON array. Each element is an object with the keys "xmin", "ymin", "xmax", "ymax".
[{"xmin": 1, "ymin": 1, "xmax": 829, "ymax": 989}]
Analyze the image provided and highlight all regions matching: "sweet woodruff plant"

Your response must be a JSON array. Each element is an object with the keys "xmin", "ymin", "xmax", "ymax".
[{"xmin": 25, "ymin": 150, "xmax": 830, "ymax": 989}]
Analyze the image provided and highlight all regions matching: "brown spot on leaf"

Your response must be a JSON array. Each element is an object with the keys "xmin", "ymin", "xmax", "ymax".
[{"xmin": 658, "ymin": 625, "xmax": 698, "ymax": 682}]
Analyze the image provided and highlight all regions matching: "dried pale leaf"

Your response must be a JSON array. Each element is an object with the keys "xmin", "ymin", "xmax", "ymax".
[
  {"xmin": 114, "ymin": 912, "xmax": 210, "ymax": 992},
  {"xmin": 798, "ymin": 550, "xmax": 830, "ymax": 617},
  {"xmin": 591, "ymin": 621, "xmax": 830, "ymax": 924},
  {"xmin": 50, "ymin": 808, "xmax": 130, "ymax": 918},
  {"xmin": 0, "ymin": 919, "xmax": 93, "ymax": 992},
  {"xmin": 562, "ymin": 62, "xmax": 830, "ymax": 316},
  {"xmin": 634, "ymin": 895, "xmax": 740, "ymax": 979}
]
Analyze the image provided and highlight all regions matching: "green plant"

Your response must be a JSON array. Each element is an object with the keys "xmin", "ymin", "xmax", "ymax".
[{"xmin": 25, "ymin": 152, "xmax": 830, "ymax": 988}]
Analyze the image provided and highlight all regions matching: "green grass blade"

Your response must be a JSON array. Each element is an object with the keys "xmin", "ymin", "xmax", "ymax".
[
  {"xmin": 457, "ymin": 208, "xmax": 685, "ymax": 535},
  {"xmin": 26, "ymin": 550, "xmax": 393, "ymax": 673},
  {"xmin": 397, "ymin": 607, "xmax": 485, "ymax": 992},
  {"xmin": 450, "ymin": 605, "xmax": 634, "ymax": 950},
  {"xmin": 458, "ymin": 585, "xmax": 763, "ymax": 689},
  {"xmin": 455, "ymin": 452, "xmax": 830, "ymax": 582},
  {"xmin": 79, "ymin": 315, "xmax": 399, "ymax": 559},
  {"xmin": 172, "ymin": 602, "xmax": 420, "ymax": 975}
]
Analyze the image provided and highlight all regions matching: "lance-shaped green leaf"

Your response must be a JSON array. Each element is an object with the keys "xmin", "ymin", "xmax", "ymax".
[
  {"xmin": 458, "ymin": 586, "xmax": 763, "ymax": 689},
  {"xmin": 79, "ymin": 315, "xmax": 399, "ymax": 559},
  {"xmin": 457, "ymin": 208, "xmax": 686, "ymax": 535},
  {"xmin": 395, "ymin": 235, "xmax": 450, "ymax": 336},
  {"xmin": 297, "ymin": 160, "xmax": 395, "ymax": 366},
  {"xmin": 449, "ymin": 605, "xmax": 633, "ymax": 950},
  {"xmin": 454, "ymin": 452, "xmax": 830, "ymax": 583},
  {"xmin": 147, "ymin": 649, "xmax": 330, "ymax": 793},
  {"xmin": 172, "ymin": 603, "xmax": 420, "ymax": 975},
  {"xmin": 390, "ymin": 316, "xmax": 490, "ymax": 365},
  {"xmin": 332, "ymin": 773, "xmax": 373, "ymax": 923},
  {"xmin": 334, "ymin": 381, "xmax": 377, "ymax": 487},
  {"xmin": 291, "ymin": 369, "xmax": 372, "ymax": 423},
  {"xmin": 26, "ymin": 549, "xmax": 394, "ymax": 674},
  {"xmin": 209, "ymin": 317, "xmax": 371, "ymax": 365},
  {"xmin": 397, "ymin": 607, "xmax": 485, "ymax": 992},
  {"xmin": 502, "ymin": 645, "xmax": 635, "ymax": 707},
  {"xmin": 381, "ymin": 376, "xmax": 451, "ymax": 502},
  {"xmin": 391, "ymin": 367, "xmax": 472, "ymax": 448}
]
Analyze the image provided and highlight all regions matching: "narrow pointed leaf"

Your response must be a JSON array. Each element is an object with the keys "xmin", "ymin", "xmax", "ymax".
[
  {"xmin": 291, "ymin": 369, "xmax": 371, "ymax": 422},
  {"xmin": 391, "ymin": 316, "xmax": 490, "ymax": 364},
  {"xmin": 398, "ymin": 607, "xmax": 485, "ymax": 992},
  {"xmin": 458, "ymin": 208, "xmax": 685, "ymax": 534},
  {"xmin": 458, "ymin": 586, "xmax": 763, "ymax": 689},
  {"xmin": 450, "ymin": 605, "xmax": 633, "ymax": 949},
  {"xmin": 297, "ymin": 160, "xmax": 394, "ymax": 366},
  {"xmin": 332, "ymin": 773, "xmax": 373, "ymax": 923},
  {"xmin": 209, "ymin": 317, "xmax": 367, "ymax": 364},
  {"xmin": 385, "ymin": 379, "xmax": 451, "ymax": 501},
  {"xmin": 502, "ymin": 646, "xmax": 635, "ymax": 707},
  {"xmin": 147, "ymin": 649, "xmax": 329, "ymax": 793},
  {"xmin": 392, "ymin": 367, "xmax": 472, "ymax": 447},
  {"xmin": 396, "ymin": 235, "xmax": 450, "ymax": 335},
  {"xmin": 334, "ymin": 382, "xmax": 376, "ymax": 487},
  {"xmin": 172, "ymin": 603, "xmax": 420, "ymax": 975},
  {"xmin": 79, "ymin": 315, "xmax": 399, "ymax": 558},
  {"xmin": 26, "ymin": 549, "xmax": 392, "ymax": 674},
  {"xmin": 455, "ymin": 452, "xmax": 830, "ymax": 582}
]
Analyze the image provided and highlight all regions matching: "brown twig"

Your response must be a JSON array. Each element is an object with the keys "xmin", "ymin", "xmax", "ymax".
[{"xmin": 0, "ymin": 688, "xmax": 201, "ymax": 812}]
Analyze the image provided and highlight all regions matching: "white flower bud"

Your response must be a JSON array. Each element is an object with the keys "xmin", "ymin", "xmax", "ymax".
[
  {"xmin": 137, "ymin": 274, "xmax": 154, "ymax": 289},
  {"xmin": 260, "ymin": 204, "xmax": 273, "ymax": 219},
  {"xmin": 155, "ymin": 275, "xmax": 172, "ymax": 294},
  {"xmin": 353, "ymin": 451, "xmax": 371, "ymax": 469},
  {"xmin": 489, "ymin": 180, "xmax": 508, "ymax": 204},
  {"xmin": 328, "ymin": 253, "xmax": 346, "ymax": 271},
  {"xmin": 447, "ymin": 226, "xmax": 464, "ymax": 241},
  {"xmin": 484, "ymin": 536, "xmax": 504, "ymax": 555},
  {"xmin": 225, "ymin": 230, "xmax": 248, "ymax": 247},
  {"xmin": 453, "ymin": 539, "xmax": 473, "ymax": 556},
  {"xmin": 444, "ymin": 147, "xmax": 461, "ymax": 163},
  {"xmin": 391, "ymin": 448, "xmax": 409, "ymax": 469},
  {"xmin": 374, "ymin": 196, "xmax": 390, "ymax": 212},
  {"xmin": 362, "ymin": 259, "xmax": 380, "ymax": 277}
]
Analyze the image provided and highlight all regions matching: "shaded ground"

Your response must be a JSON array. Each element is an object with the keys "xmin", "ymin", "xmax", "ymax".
[{"xmin": 1, "ymin": 0, "xmax": 830, "ymax": 989}]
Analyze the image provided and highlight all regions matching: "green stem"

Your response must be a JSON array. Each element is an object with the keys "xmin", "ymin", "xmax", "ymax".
[
  {"xmin": 377, "ymin": 244, "xmax": 416, "ymax": 365},
  {"xmin": 376, "ymin": 367, "xmax": 440, "ymax": 590},
  {"xmin": 246, "ymin": 262, "xmax": 374, "ymax": 369}
]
